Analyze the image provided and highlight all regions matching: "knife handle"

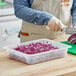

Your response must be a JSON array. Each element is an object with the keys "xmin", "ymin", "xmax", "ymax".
[{"xmin": 46, "ymin": 26, "xmax": 67, "ymax": 32}]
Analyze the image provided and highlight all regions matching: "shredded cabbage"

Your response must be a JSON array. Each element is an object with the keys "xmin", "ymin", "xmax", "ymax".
[{"xmin": 14, "ymin": 41, "xmax": 59, "ymax": 54}]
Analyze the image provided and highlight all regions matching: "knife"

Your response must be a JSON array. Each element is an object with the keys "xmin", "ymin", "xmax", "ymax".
[
  {"xmin": 46, "ymin": 26, "xmax": 76, "ymax": 35},
  {"xmin": 62, "ymin": 27, "xmax": 76, "ymax": 35}
]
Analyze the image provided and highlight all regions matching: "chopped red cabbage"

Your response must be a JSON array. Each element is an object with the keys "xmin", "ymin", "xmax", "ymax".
[
  {"xmin": 14, "ymin": 41, "xmax": 59, "ymax": 54},
  {"xmin": 68, "ymin": 33, "xmax": 76, "ymax": 44}
]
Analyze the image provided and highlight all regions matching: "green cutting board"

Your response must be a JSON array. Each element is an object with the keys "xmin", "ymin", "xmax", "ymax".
[
  {"xmin": 61, "ymin": 41, "xmax": 76, "ymax": 55},
  {"xmin": 0, "ymin": 1, "xmax": 6, "ymax": 7}
]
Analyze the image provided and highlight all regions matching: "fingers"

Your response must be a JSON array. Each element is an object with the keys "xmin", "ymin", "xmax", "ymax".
[
  {"xmin": 47, "ymin": 17, "xmax": 65, "ymax": 32},
  {"xmin": 57, "ymin": 21, "xmax": 62, "ymax": 31},
  {"xmin": 48, "ymin": 21, "xmax": 62, "ymax": 32},
  {"xmin": 53, "ymin": 22, "xmax": 62, "ymax": 32},
  {"xmin": 54, "ymin": 24, "xmax": 60, "ymax": 32}
]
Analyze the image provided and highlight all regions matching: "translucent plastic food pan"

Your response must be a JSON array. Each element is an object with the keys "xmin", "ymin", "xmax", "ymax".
[{"xmin": 7, "ymin": 38, "xmax": 71, "ymax": 64}]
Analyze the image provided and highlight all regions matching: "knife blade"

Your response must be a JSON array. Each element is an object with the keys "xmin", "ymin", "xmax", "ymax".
[
  {"xmin": 62, "ymin": 27, "xmax": 76, "ymax": 35},
  {"xmin": 46, "ymin": 26, "xmax": 76, "ymax": 35}
]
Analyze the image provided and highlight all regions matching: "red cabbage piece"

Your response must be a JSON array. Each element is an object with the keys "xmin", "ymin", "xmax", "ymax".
[
  {"xmin": 68, "ymin": 33, "xmax": 76, "ymax": 44},
  {"xmin": 14, "ymin": 41, "xmax": 59, "ymax": 54}
]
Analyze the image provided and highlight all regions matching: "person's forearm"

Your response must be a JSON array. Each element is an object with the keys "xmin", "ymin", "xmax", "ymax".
[
  {"xmin": 71, "ymin": 0, "xmax": 76, "ymax": 27},
  {"xmin": 14, "ymin": 0, "xmax": 53, "ymax": 25},
  {"xmin": 72, "ymin": 17, "xmax": 76, "ymax": 27}
]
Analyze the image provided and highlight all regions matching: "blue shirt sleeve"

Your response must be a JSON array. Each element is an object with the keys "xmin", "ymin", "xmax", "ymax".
[
  {"xmin": 13, "ymin": 0, "xmax": 53, "ymax": 25},
  {"xmin": 71, "ymin": 0, "xmax": 76, "ymax": 26}
]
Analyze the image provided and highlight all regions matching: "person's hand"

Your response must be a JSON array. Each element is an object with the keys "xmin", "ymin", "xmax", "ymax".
[{"xmin": 47, "ymin": 17, "xmax": 65, "ymax": 32}]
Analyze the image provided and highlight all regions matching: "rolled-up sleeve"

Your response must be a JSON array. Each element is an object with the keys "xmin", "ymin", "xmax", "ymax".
[
  {"xmin": 71, "ymin": 0, "xmax": 76, "ymax": 27},
  {"xmin": 13, "ymin": 0, "xmax": 53, "ymax": 25}
]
